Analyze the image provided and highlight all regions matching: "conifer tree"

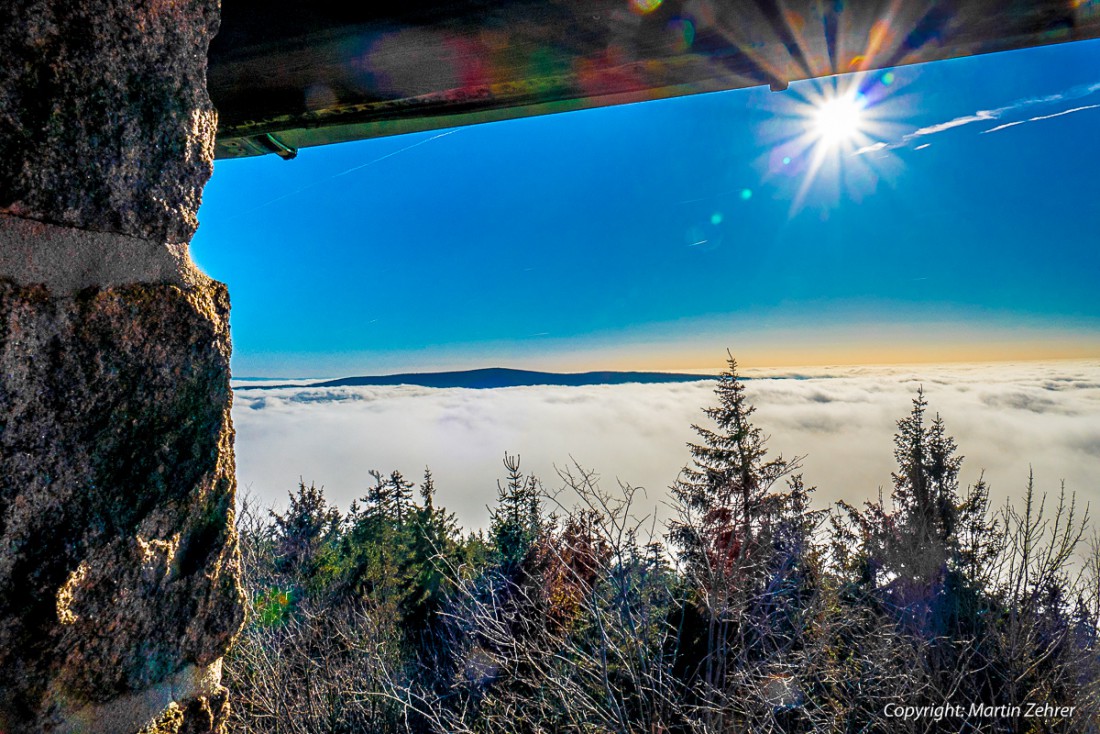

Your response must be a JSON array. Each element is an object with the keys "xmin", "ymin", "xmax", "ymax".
[
  {"xmin": 890, "ymin": 389, "xmax": 965, "ymax": 554},
  {"xmin": 666, "ymin": 353, "xmax": 817, "ymax": 732},
  {"xmin": 846, "ymin": 387, "xmax": 1001, "ymax": 667},
  {"xmin": 490, "ymin": 453, "xmax": 544, "ymax": 574},
  {"xmin": 883, "ymin": 388, "xmax": 999, "ymax": 590},
  {"xmin": 364, "ymin": 468, "xmax": 415, "ymax": 525},
  {"xmin": 341, "ymin": 469, "xmax": 417, "ymax": 609},
  {"xmin": 406, "ymin": 468, "xmax": 460, "ymax": 629},
  {"xmin": 889, "ymin": 388, "xmax": 949, "ymax": 582},
  {"xmin": 669, "ymin": 353, "xmax": 792, "ymax": 583},
  {"xmin": 271, "ymin": 479, "xmax": 342, "ymax": 587}
]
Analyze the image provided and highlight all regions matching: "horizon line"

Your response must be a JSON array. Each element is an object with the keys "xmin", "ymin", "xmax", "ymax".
[{"xmin": 231, "ymin": 353, "xmax": 1100, "ymax": 382}]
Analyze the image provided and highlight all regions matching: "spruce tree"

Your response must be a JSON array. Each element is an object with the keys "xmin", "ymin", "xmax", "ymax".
[
  {"xmin": 667, "ymin": 353, "xmax": 815, "ymax": 729},
  {"xmin": 489, "ymin": 453, "xmax": 543, "ymax": 574},
  {"xmin": 364, "ymin": 468, "xmax": 415, "ymax": 525},
  {"xmin": 341, "ymin": 469, "xmax": 418, "ymax": 609},
  {"xmin": 406, "ymin": 468, "xmax": 460, "ymax": 629},
  {"xmin": 885, "ymin": 388, "xmax": 999, "ymax": 589},
  {"xmin": 890, "ymin": 389, "xmax": 965, "ymax": 554},
  {"xmin": 271, "ymin": 479, "xmax": 342, "ymax": 588},
  {"xmin": 669, "ymin": 353, "xmax": 791, "ymax": 582},
  {"xmin": 852, "ymin": 388, "xmax": 1001, "ymax": 663}
]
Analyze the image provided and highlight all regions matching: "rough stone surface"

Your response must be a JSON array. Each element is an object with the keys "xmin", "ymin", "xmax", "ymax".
[
  {"xmin": 53, "ymin": 662, "xmax": 227, "ymax": 734},
  {"xmin": 137, "ymin": 688, "xmax": 230, "ymax": 734},
  {"xmin": 0, "ymin": 213, "xmax": 209, "ymax": 292},
  {"xmin": 0, "ymin": 0, "xmax": 220, "ymax": 243},
  {"xmin": 0, "ymin": 278, "xmax": 245, "ymax": 733},
  {"xmin": 0, "ymin": 0, "xmax": 241, "ymax": 730}
]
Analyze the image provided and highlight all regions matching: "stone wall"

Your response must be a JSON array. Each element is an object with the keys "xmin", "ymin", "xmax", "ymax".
[{"xmin": 0, "ymin": 1, "xmax": 243, "ymax": 732}]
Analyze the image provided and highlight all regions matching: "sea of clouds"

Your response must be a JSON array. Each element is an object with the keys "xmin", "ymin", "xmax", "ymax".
[{"xmin": 232, "ymin": 360, "xmax": 1100, "ymax": 532}]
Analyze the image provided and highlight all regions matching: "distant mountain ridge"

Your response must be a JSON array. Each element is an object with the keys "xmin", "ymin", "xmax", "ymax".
[{"xmin": 235, "ymin": 367, "xmax": 716, "ymax": 391}]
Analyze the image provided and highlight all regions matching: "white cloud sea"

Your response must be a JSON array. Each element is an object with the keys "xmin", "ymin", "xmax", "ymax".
[{"xmin": 232, "ymin": 360, "xmax": 1100, "ymax": 531}]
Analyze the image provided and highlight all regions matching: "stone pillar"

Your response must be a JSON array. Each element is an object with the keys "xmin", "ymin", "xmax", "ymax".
[{"xmin": 0, "ymin": 2, "xmax": 244, "ymax": 733}]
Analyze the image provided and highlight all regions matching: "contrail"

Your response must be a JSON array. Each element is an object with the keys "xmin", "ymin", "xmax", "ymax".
[
  {"xmin": 854, "ymin": 80, "xmax": 1100, "ymax": 154},
  {"xmin": 982, "ymin": 104, "xmax": 1100, "ymax": 134},
  {"xmin": 332, "ymin": 129, "xmax": 458, "ymax": 178},
  {"xmin": 232, "ymin": 129, "xmax": 460, "ymax": 218}
]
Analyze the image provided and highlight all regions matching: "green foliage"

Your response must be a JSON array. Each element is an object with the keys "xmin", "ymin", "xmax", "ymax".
[
  {"xmin": 270, "ymin": 480, "xmax": 342, "ymax": 597},
  {"xmin": 252, "ymin": 585, "xmax": 296, "ymax": 627},
  {"xmin": 404, "ymin": 468, "xmax": 461, "ymax": 629},
  {"xmin": 668, "ymin": 353, "xmax": 796, "ymax": 590},
  {"xmin": 489, "ymin": 453, "xmax": 544, "ymax": 574}
]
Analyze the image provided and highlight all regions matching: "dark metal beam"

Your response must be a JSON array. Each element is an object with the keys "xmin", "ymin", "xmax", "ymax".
[{"xmin": 208, "ymin": 0, "xmax": 1100, "ymax": 159}]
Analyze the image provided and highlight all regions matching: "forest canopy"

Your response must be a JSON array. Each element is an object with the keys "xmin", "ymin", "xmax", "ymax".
[{"xmin": 224, "ymin": 355, "xmax": 1100, "ymax": 733}]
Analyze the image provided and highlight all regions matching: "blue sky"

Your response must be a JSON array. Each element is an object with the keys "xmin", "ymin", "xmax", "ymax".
[{"xmin": 193, "ymin": 39, "xmax": 1100, "ymax": 377}]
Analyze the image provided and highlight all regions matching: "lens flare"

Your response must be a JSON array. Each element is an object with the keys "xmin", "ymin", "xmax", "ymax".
[
  {"xmin": 813, "ymin": 92, "xmax": 866, "ymax": 147},
  {"xmin": 759, "ymin": 72, "xmax": 909, "ymax": 213},
  {"xmin": 629, "ymin": 0, "xmax": 663, "ymax": 14}
]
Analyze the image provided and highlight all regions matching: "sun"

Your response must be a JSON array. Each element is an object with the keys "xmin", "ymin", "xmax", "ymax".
[
  {"xmin": 812, "ymin": 91, "xmax": 866, "ymax": 148},
  {"xmin": 761, "ymin": 72, "xmax": 908, "ymax": 211}
]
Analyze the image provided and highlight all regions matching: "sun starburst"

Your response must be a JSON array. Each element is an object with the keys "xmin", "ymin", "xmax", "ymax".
[
  {"xmin": 813, "ymin": 91, "xmax": 867, "ymax": 148},
  {"xmin": 762, "ymin": 73, "xmax": 909, "ymax": 211}
]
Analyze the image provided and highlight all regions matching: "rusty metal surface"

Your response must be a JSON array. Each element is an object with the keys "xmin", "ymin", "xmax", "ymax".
[{"xmin": 208, "ymin": 0, "xmax": 1100, "ymax": 159}]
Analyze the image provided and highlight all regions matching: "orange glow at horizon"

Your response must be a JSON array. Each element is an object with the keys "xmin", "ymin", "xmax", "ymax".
[
  {"xmin": 237, "ymin": 335, "xmax": 1100, "ymax": 380},
  {"xmin": 523, "ymin": 331, "xmax": 1100, "ymax": 374}
]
